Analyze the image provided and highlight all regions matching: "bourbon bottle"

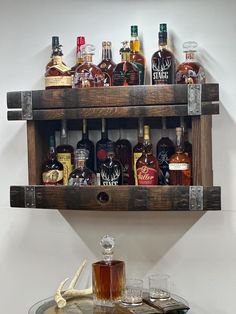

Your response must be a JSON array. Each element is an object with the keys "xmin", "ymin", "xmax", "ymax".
[
  {"xmin": 71, "ymin": 36, "xmax": 86, "ymax": 77},
  {"xmin": 56, "ymin": 120, "xmax": 74, "ymax": 185},
  {"xmin": 176, "ymin": 41, "xmax": 205, "ymax": 84},
  {"xmin": 136, "ymin": 125, "xmax": 158, "ymax": 185},
  {"xmin": 42, "ymin": 135, "xmax": 63, "ymax": 185},
  {"xmin": 100, "ymin": 149, "xmax": 123, "ymax": 186},
  {"xmin": 92, "ymin": 235, "xmax": 125, "ymax": 306},
  {"xmin": 151, "ymin": 23, "xmax": 175, "ymax": 85},
  {"xmin": 169, "ymin": 127, "xmax": 191, "ymax": 185},
  {"xmin": 98, "ymin": 41, "xmax": 116, "ymax": 86},
  {"xmin": 130, "ymin": 25, "xmax": 145, "ymax": 85},
  {"xmin": 133, "ymin": 118, "xmax": 144, "ymax": 185},
  {"xmin": 113, "ymin": 41, "xmax": 140, "ymax": 86}
]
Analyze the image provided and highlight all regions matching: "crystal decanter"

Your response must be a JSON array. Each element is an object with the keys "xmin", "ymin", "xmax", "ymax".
[{"xmin": 92, "ymin": 235, "xmax": 125, "ymax": 307}]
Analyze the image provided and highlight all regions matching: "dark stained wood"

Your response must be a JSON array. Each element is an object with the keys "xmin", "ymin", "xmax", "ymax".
[
  {"xmin": 10, "ymin": 185, "xmax": 221, "ymax": 211},
  {"xmin": 7, "ymin": 84, "xmax": 219, "ymax": 109},
  {"xmin": 7, "ymin": 102, "xmax": 219, "ymax": 121},
  {"xmin": 192, "ymin": 115, "xmax": 213, "ymax": 186}
]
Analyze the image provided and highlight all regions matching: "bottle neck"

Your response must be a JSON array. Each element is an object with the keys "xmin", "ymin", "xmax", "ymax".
[
  {"xmin": 75, "ymin": 159, "xmax": 86, "ymax": 168},
  {"xmin": 101, "ymin": 119, "xmax": 108, "ymax": 139},
  {"xmin": 130, "ymin": 36, "xmax": 140, "ymax": 53},
  {"xmin": 48, "ymin": 146, "xmax": 56, "ymax": 160},
  {"xmin": 82, "ymin": 119, "xmax": 88, "ymax": 139},
  {"xmin": 61, "ymin": 120, "xmax": 68, "ymax": 145},
  {"xmin": 84, "ymin": 54, "xmax": 93, "ymax": 63},
  {"xmin": 121, "ymin": 52, "xmax": 130, "ymax": 62},
  {"xmin": 52, "ymin": 55, "xmax": 63, "ymax": 65},
  {"xmin": 176, "ymin": 130, "xmax": 184, "ymax": 153},
  {"xmin": 185, "ymin": 51, "xmax": 196, "ymax": 61},
  {"xmin": 102, "ymin": 46, "xmax": 112, "ymax": 60},
  {"xmin": 76, "ymin": 49, "xmax": 83, "ymax": 65},
  {"xmin": 138, "ymin": 118, "xmax": 144, "ymax": 142}
]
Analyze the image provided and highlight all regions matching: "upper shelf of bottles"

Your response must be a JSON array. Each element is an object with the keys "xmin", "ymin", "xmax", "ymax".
[{"xmin": 7, "ymin": 84, "xmax": 219, "ymax": 121}]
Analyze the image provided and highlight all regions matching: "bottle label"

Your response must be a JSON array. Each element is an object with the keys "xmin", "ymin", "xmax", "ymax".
[
  {"xmin": 113, "ymin": 65, "xmax": 139, "ymax": 86},
  {"xmin": 45, "ymin": 76, "xmax": 72, "ymax": 87},
  {"xmin": 57, "ymin": 153, "xmax": 73, "ymax": 185},
  {"xmin": 169, "ymin": 163, "xmax": 190, "ymax": 170},
  {"xmin": 74, "ymin": 70, "xmax": 104, "ymax": 88},
  {"xmin": 101, "ymin": 166, "xmax": 121, "ymax": 186},
  {"xmin": 96, "ymin": 142, "xmax": 114, "ymax": 171},
  {"xmin": 152, "ymin": 55, "xmax": 173, "ymax": 84},
  {"xmin": 137, "ymin": 166, "xmax": 157, "ymax": 185},
  {"xmin": 42, "ymin": 170, "xmax": 63, "ymax": 185},
  {"xmin": 133, "ymin": 62, "xmax": 145, "ymax": 85},
  {"xmin": 133, "ymin": 152, "xmax": 142, "ymax": 185}
]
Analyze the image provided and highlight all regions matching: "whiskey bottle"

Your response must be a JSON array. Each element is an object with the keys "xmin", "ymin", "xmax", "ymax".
[
  {"xmin": 46, "ymin": 36, "xmax": 60, "ymax": 70},
  {"xmin": 100, "ymin": 149, "xmax": 123, "ymax": 186},
  {"xmin": 74, "ymin": 44, "xmax": 104, "ymax": 88},
  {"xmin": 113, "ymin": 41, "xmax": 140, "ymax": 86},
  {"xmin": 169, "ymin": 127, "xmax": 191, "ymax": 185},
  {"xmin": 115, "ymin": 127, "xmax": 133, "ymax": 185},
  {"xmin": 68, "ymin": 149, "xmax": 96, "ymax": 186},
  {"xmin": 76, "ymin": 119, "xmax": 94, "ymax": 171},
  {"xmin": 71, "ymin": 36, "xmax": 86, "ymax": 77},
  {"xmin": 45, "ymin": 43, "xmax": 72, "ymax": 89},
  {"xmin": 130, "ymin": 25, "xmax": 145, "ymax": 85},
  {"xmin": 96, "ymin": 118, "xmax": 114, "ymax": 172},
  {"xmin": 42, "ymin": 135, "xmax": 64, "ymax": 185},
  {"xmin": 176, "ymin": 41, "xmax": 205, "ymax": 84},
  {"xmin": 56, "ymin": 120, "xmax": 74, "ymax": 185},
  {"xmin": 92, "ymin": 235, "xmax": 125, "ymax": 306},
  {"xmin": 151, "ymin": 23, "xmax": 175, "ymax": 85},
  {"xmin": 156, "ymin": 118, "xmax": 175, "ymax": 185},
  {"xmin": 136, "ymin": 125, "xmax": 158, "ymax": 185},
  {"xmin": 133, "ymin": 118, "xmax": 144, "ymax": 186},
  {"xmin": 98, "ymin": 41, "xmax": 116, "ymax": 86}
]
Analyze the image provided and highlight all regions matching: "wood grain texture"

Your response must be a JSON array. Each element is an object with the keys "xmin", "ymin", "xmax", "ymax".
[
  {"xmin": 7, "ymin": 102, "xmax": 219, "ymax": 121},
  {"xmin": 10, "ymin": 185, "xmax": 221, "ymax": 211},
  {"xmin": 7, "ymin": 84, "xmax": 219, "ymax": 109},
  {"xmin": 192, "ymin": 115, "xmax": 213, "ymax": 186}
]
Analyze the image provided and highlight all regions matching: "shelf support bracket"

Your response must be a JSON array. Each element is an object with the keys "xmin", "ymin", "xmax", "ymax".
[
  {"xmin": 188, "ymin": 84, "xmax": 202, "ymax": 115},
  {"xmin": 21, "ymin": 91, "xmax": 33, "ymax": 120},
  {"xmin": 189, "ymin": 186, "xmax": 203, "ymax": 210},
  {"xmin": 24, "ymin": 186, "xmax": 36, "ymax": 208}
]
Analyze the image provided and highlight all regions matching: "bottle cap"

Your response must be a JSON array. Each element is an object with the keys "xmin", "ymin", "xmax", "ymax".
[
  {"xmin": 160, "ymin": 23, "xmax": 167, "ymax": 32},
  {"xmin": 131, "ymin": 25, "xmax": 138, "ymax": 37},
  {"xmin": 52, "ymin": 36, "xmax": 59, "ymax": 48},
  {"xmin": 143, "ymin": 125, "xmax": 150, "ymax": 140},
  {"xmin": 183, "ymin": 41, "xmax": 198, "ymax": 52},
  {"xmin": 100, "ymin": 235, "xmax": 115, "ymax": 262},
  {"xmin": 81, "ymin": 44, "xmax": 95, "ymax": 56},
  {"xmin": 176, "ymin": 127, "xmax": 183, "ymax": 135},
  {"xmin": 77, "ymin": 36, "xmax": 85, "ymax": 46}
]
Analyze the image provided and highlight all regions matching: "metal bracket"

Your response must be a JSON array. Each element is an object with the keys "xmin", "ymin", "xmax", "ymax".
[
  {"xmin": 188, "ymin": 84, "xmax": 202, "ymax": 115},
  {"xmin": 189, "ymin": 186, "xmax": 203, "ymax": 210},
  {"xmin": 24, "ymin": 186, "xmax": 36, "ymax": 208},
  {"xmin": 21, "ymin": 91, "xmax": 33, "ymax": 120}
]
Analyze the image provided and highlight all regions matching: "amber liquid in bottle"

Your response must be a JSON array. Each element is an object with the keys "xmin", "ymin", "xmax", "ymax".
[
  {"xmin": 92, "ymin": 235, "xmax": 125, "ymax": 306},
  {"xmin": 136, "ymin": 125, "xmax": 158, "ymax": 185},
  {"xmin": 169, "ymin": 127, "xmax": 191, "ymax": 185}
]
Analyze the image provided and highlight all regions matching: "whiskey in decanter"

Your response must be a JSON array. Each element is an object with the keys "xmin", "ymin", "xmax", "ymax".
[{"xmin": 92, "ymin": 235, "xmax": 125, "ymax": 307}]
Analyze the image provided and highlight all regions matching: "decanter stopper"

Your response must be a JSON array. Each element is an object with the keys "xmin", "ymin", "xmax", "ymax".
[
  {"xmin": 100, "ymin": 235, "xmax": 115, "ymax": 262},
  {"xmin": 81, "ymin": 44, "xmax": 95, "ymax": 56}
]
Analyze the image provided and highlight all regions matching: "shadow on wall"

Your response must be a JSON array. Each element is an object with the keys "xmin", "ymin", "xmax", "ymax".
[{"xmin": 60, "ymin": 210, "xmax": 205, "ymax": 277}]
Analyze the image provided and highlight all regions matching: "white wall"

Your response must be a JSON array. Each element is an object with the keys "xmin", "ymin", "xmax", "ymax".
[{"xmin": 1, "ymin": 0, "xmax": 236, "ymax": 313}]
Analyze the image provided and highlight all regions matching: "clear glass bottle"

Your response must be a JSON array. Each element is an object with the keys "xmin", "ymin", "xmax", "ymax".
[
  {"xmin": 115, "ymin": 126, "xmax": 133, "ymax": 185},
  {"xmin": 76, "ymin": 119, "xmax": 94, "ymax": 172},
  {"xmin": 92, "ymin": 235, "xmax": 125, "ymax": 307},
  {"xmin": 151, "ymin": 23, "xmax": 175, "ymax": 85},
  {"xmin": 176, "ymin": 41, "xmax": 205, "ymax": 84},
  {"xmin": 56, "ymin": 120, "xmax": 74, "ymax": 185},
  {"xmin": 42, "ymin": 135, "xmax": 64, "ymax": 185},
  {"xmin": 169, "ymin": 127, "xmax": 191, "ymax": 185},
  {"xmin": 133, "ymin": 118, "xmax": 144, "ymax": 186},
  {"xmin": 97, "ymin": 41, "xmax": 116, "ymax": 86},
  {"xmin": 45, "ymin": 43, "xmax": 72, "ymax": 89},
  {"xmin": 156, "ymin": 118, "xmax": 175, "ymax": 185},
  {"xmin": 130, "ymin": 25, "xmax": 145, "ymax": 85},
  {"xmin": 96, "ymin": 118, "xmax": 114, "ymax": 172},
  {"xmin": 136, "ymin": 125, "xmax": 158, "ymax": 185},
  {"xmin": 68, "ymin": 149, "xmax": 96, "ymax": 186},
  {"xmin": 113, "ymin": 41, "xmax": 140, "ymax": 86},
  {"xmin": 74, "ymin": 44, "xmax": 104, "ymax": 88},
  {"xmin": 100, "ymin": 148, "xmax": 123, "ymax": 186},
  {"xmin": 71, "ymin": 36, "xmax": 86, "ymax": 77}
]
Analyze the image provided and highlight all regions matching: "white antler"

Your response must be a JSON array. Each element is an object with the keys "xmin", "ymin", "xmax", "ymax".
[{"xmin": 54, "ymin": 259, "xmax": 92, "ymax": 309}]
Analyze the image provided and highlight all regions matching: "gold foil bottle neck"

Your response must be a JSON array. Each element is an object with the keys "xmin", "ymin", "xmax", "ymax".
[{"xmin": 143, "ymin": 125, "xmax": 150, "ymax": 140}]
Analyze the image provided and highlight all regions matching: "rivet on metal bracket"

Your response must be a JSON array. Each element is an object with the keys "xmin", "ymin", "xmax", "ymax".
[
  {"xmin": 24, "ymin": 186, "xmax": 36, "ymax": 208},
  {"xmin": 189, "ymin": 186, "xmax": 203, "ymax": 211},
  {"xmin": 188, "ymin": 84, "xmax": 202, "ymax": 116},
  {"xmin": 21, "ymin": 91, "xmax": 33, "ymax": 120}
]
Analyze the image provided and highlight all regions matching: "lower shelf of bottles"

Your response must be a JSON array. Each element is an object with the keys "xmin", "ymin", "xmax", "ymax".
[{"xmin": 10, "ymin": 185, "xmax": 221, "ymax": 211}]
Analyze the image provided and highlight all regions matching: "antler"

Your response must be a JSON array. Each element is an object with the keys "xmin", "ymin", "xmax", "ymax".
[{"xmin": 54, "ymin": 259, "xmax": 92, "ymax": 308}]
